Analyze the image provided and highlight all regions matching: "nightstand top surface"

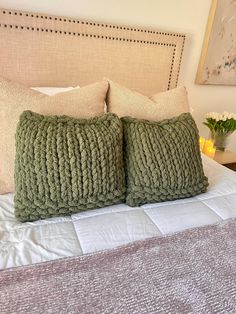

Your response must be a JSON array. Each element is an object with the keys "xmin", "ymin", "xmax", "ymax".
[{"xmin": 214, "ymin": 150, "xmax": 236, "ymax": 165}]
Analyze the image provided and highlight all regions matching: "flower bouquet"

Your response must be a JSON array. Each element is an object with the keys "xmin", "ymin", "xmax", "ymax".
[{"xmin": 204, "ymin": 112, "xmax": 236, "ymax": 151}]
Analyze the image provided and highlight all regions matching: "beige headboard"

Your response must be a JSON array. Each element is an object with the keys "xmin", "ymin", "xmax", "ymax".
[{"xmin": 0, "ymin": 8, "xmax": 185, "ymax": 95}]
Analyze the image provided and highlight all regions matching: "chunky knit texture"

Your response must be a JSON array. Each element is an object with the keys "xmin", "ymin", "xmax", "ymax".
[
  {"xmin": 122, "ymin": 113, "xmax": 208, "ymax": 207},
  {"xmin": 14, "ymin": 111, "xmax": 125, "ymax": 222}
]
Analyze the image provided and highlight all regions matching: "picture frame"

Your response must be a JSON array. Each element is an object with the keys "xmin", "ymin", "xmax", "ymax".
[{"xmin": 196, "ymin": 0, "xmax": 236, "ymax": 85}]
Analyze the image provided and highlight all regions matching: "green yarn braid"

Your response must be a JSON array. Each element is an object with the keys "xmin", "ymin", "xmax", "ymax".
[
  {"xmin": 14, "ymin": 111, "xmax": 125, "ymax": 222},
  {"xmin": 122, "ymin": 113, "xmax": 209, "ymax": 207}
]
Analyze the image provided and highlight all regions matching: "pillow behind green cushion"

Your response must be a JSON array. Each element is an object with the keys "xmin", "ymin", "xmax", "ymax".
[
  {"xmin": 122, "ymin": 113, "xmax": 208, "ymax": 207},
  {"xmin": 14, "ymin": 111, "xmax": 125, "ymax": 222}
]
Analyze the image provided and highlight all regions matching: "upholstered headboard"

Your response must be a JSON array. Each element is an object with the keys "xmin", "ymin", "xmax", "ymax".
[{"xmin": 0, "ymin": 8, "xmax": 185, "ymax": 95}]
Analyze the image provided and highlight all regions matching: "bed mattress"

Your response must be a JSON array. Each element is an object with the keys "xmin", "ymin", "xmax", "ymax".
[{"xmin": 1, "ymin": 154, "xmax": 236, "ymax": 270}]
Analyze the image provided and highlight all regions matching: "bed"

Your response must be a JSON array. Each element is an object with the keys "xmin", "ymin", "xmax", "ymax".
[
  {"xmin": 1, "ymin": 7, "xmax": 236, "ymax": 314},
  {"xmin": 1, "ymin": 154, "xmax": 236, "ymax": 269}
]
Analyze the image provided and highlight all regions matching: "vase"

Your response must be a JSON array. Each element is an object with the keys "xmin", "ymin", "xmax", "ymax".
[{"xmin": 209, "ymin": 131, "xmax": 232, "ymax": 151}]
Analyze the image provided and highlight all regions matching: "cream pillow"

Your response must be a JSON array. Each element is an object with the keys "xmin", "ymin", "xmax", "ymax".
[
  {"xmin": 0, "ymin": 77, "xmax": 108, "ymax": 194},
  {"xmin": 106, "ymin": 80, "xmax": 190, "ymax": 120}
]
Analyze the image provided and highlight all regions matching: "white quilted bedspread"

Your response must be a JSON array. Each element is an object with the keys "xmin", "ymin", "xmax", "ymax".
[{"xmin": 1, "ymin": 155, "xmax": 236, "ymax": 269}]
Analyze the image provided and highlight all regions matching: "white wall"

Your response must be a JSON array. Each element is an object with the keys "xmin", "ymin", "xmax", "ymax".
[{"xmin": 1, "ymin": 0, "xmax": 236, "ymax": 151}]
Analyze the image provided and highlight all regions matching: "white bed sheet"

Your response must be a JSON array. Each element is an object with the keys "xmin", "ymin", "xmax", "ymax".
[{"xmin": 1, "ymin": 155, "xmax": 236, "ymax": 269}]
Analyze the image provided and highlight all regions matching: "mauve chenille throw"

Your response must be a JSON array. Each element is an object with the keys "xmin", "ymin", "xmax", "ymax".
[{"xmin": 1, "ymin": 219, "xmax": 236, "ymax": 313}]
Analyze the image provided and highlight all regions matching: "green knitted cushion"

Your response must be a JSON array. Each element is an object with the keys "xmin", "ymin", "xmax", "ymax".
[
  {"xmin": 14, "ymin": 111, "xmax": 125, "ymax": 222},
  {"xmin": 122, "ymin": 113, "xmax": 208, "ymax": 207}
]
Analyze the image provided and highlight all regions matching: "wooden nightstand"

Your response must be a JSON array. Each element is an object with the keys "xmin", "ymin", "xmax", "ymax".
[{"xmin": 214, "ymin": 150, "xmax": 236, "ymax": 171}]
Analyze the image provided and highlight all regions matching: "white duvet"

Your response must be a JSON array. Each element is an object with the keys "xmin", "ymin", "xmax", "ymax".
[{"xmin": 1, "ymin": 154, "xmax": 236, "ymax": 269}]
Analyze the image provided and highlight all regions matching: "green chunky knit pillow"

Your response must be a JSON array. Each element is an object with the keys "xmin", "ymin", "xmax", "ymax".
[
  {"xmin": 122, "ymin": 113, "xmax": 208, "ymax": 207},
  {"xmin": 14, "ymin": 111, "xmax": 125, "ymax": 222}
]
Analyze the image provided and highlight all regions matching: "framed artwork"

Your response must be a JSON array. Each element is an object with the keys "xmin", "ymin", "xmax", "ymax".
[{"xmin": 196, "ymin": 0, "xmax": 236, "ymax": 85}]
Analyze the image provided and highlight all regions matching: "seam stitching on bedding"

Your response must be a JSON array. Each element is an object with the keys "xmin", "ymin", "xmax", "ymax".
[
  {"xmin": 200, "ymin": 195, "xmax": 236, "ymax": 220},
  {"xmin": 0, "ymin": 220, "xmax": 73, "ymax": 232},
  {"xmin": 199, "ymin": 200, "xmax": 227, "ymax": 220},
  {"xmin": 71, "ymin": 220, "xmax": 84, "ymax": 254},
  {"xmin": 141, "ymin": 210, "xmax": 163, "ymax": 234}
]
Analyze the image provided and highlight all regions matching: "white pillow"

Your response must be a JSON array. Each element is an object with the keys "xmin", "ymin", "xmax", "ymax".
[{"xmin": 32, "ymin": 86, "xmax": 79, "ymax": 95}]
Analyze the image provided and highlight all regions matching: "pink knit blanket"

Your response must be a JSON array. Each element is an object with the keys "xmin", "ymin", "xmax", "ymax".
[{"xmin": 1, "ymin": 219, "xmax": 236, "ymax": 314}]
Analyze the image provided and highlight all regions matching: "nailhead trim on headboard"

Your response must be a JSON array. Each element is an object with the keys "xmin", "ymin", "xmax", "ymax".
[
  {"xmin": 176, "ymin": 35, "xmax": 186, "ymax": 88},
  {"xmin": 0, "ymin": 8, "xmax": 185, "ymax": 91},
  {"xmin": 0, "ymin": 23, "xmax": 176, "ymax": 47},
  {"xmin": 2, "ymin": 10, "xmax": 185, "ymax": 38},
  {"xmin": 168, "ymin": 48, "xmax": 176, "ymax": 90},
  {"xmin": 0, "ymin": 21, "xmax": 179, "ymax": 90}
]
